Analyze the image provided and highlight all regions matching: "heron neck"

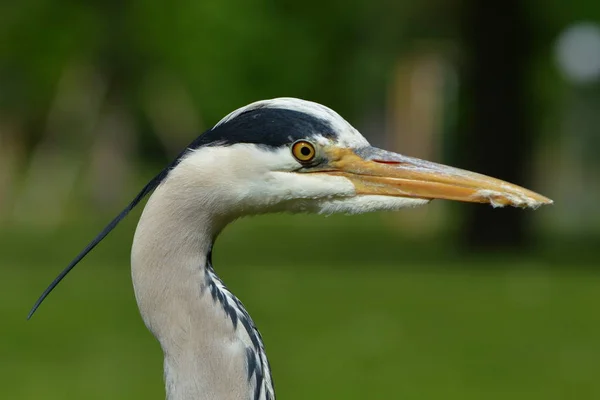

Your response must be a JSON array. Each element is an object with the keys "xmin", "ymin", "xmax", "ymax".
[{"xmin": 130, "ymin": 180, "xmax": 273, "ymax": 400}]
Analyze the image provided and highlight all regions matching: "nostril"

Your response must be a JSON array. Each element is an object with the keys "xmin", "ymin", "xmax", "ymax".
[{"xmin": 372, "ymin": 159, "xmax": 409, "ymax": 166}]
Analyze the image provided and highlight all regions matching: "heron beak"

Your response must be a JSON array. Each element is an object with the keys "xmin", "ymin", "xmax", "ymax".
[{"xmin": 317, "ymin": 146, "xmax": 553, "ymax": 208}]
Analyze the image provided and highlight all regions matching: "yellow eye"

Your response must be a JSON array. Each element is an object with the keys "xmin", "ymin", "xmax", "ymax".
[{"xmin": 291, "ymin": 140, "xmax": 317, "ymax": 163}]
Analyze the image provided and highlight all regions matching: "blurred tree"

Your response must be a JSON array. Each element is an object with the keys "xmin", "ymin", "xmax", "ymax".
[
  {"xmin": 455, "ymin": 0, "xmax": 534, "ymax": 251},
  {"xmin": 0, "ymin": 0, "xmax": 427, "ymax": 161}
]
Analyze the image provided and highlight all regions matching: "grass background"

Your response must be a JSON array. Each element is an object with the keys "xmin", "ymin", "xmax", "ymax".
[{"xmin": 2, "ymin": 210, "xmax": 599, "ymax": 399}]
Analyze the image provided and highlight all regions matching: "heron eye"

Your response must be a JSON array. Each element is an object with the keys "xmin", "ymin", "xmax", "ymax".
[{"xmin": 291, "ymin": 140, "xmax": 317, "ymax": 163}]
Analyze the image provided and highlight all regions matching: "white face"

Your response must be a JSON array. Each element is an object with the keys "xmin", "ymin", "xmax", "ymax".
[{"xmin": 171, "ymin": 143, "xmax": 430, "ymax": 219}]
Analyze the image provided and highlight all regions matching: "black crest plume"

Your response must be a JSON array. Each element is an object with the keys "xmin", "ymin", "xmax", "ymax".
[{"xmin": 26, "ymin": 168, "xmax": 170, "ymax": 319}]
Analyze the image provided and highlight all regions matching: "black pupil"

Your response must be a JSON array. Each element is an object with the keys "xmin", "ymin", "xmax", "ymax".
[{"xmin": 300, "ymin": 146, "xmax": 312, "ymax": 156}]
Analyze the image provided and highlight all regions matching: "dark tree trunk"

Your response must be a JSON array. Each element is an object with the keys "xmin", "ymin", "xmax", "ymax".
[{"xmin": 455, "ymin": 0, "xmax": 535, "ymax": 252}]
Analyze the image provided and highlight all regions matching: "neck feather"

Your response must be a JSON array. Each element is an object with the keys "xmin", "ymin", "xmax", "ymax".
[{"xmin": 131, "ymin": 174, "xmax": 274, "ymax": 400}]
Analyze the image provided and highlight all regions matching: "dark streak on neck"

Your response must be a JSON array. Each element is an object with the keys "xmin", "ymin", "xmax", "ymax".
[{"xmin": 203, "ymin": 246, "xmax": 275, "ymax": 400}]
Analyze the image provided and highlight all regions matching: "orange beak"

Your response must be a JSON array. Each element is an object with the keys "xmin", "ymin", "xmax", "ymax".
[{"xmin": 316, "ymin": 146, "xmax": 552, "ymax": 209}]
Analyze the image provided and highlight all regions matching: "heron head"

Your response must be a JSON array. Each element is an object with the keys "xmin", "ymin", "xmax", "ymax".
[
  {"xmin": 172, "ymin": 97, "xmax": 552, "ymax": 219},
  {"xmin": 28, "ymin": 97, "xmax": 553, "ymax": 319}
]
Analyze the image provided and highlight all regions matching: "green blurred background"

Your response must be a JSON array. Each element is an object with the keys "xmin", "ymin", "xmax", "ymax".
[{"xmin": 1, "ymin": 1, "xmax": 600, "ymax": 399}]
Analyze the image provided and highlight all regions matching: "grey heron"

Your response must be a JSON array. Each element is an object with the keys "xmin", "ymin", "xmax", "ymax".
[{"xmin": 28, "ymin": 97, "xmax": 552, "ymax": 400}]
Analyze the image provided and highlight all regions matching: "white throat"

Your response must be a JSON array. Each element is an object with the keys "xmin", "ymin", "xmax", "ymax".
[{"xmin": 131, "ymin": 164, "xmax": 274, "ymax": 400}]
